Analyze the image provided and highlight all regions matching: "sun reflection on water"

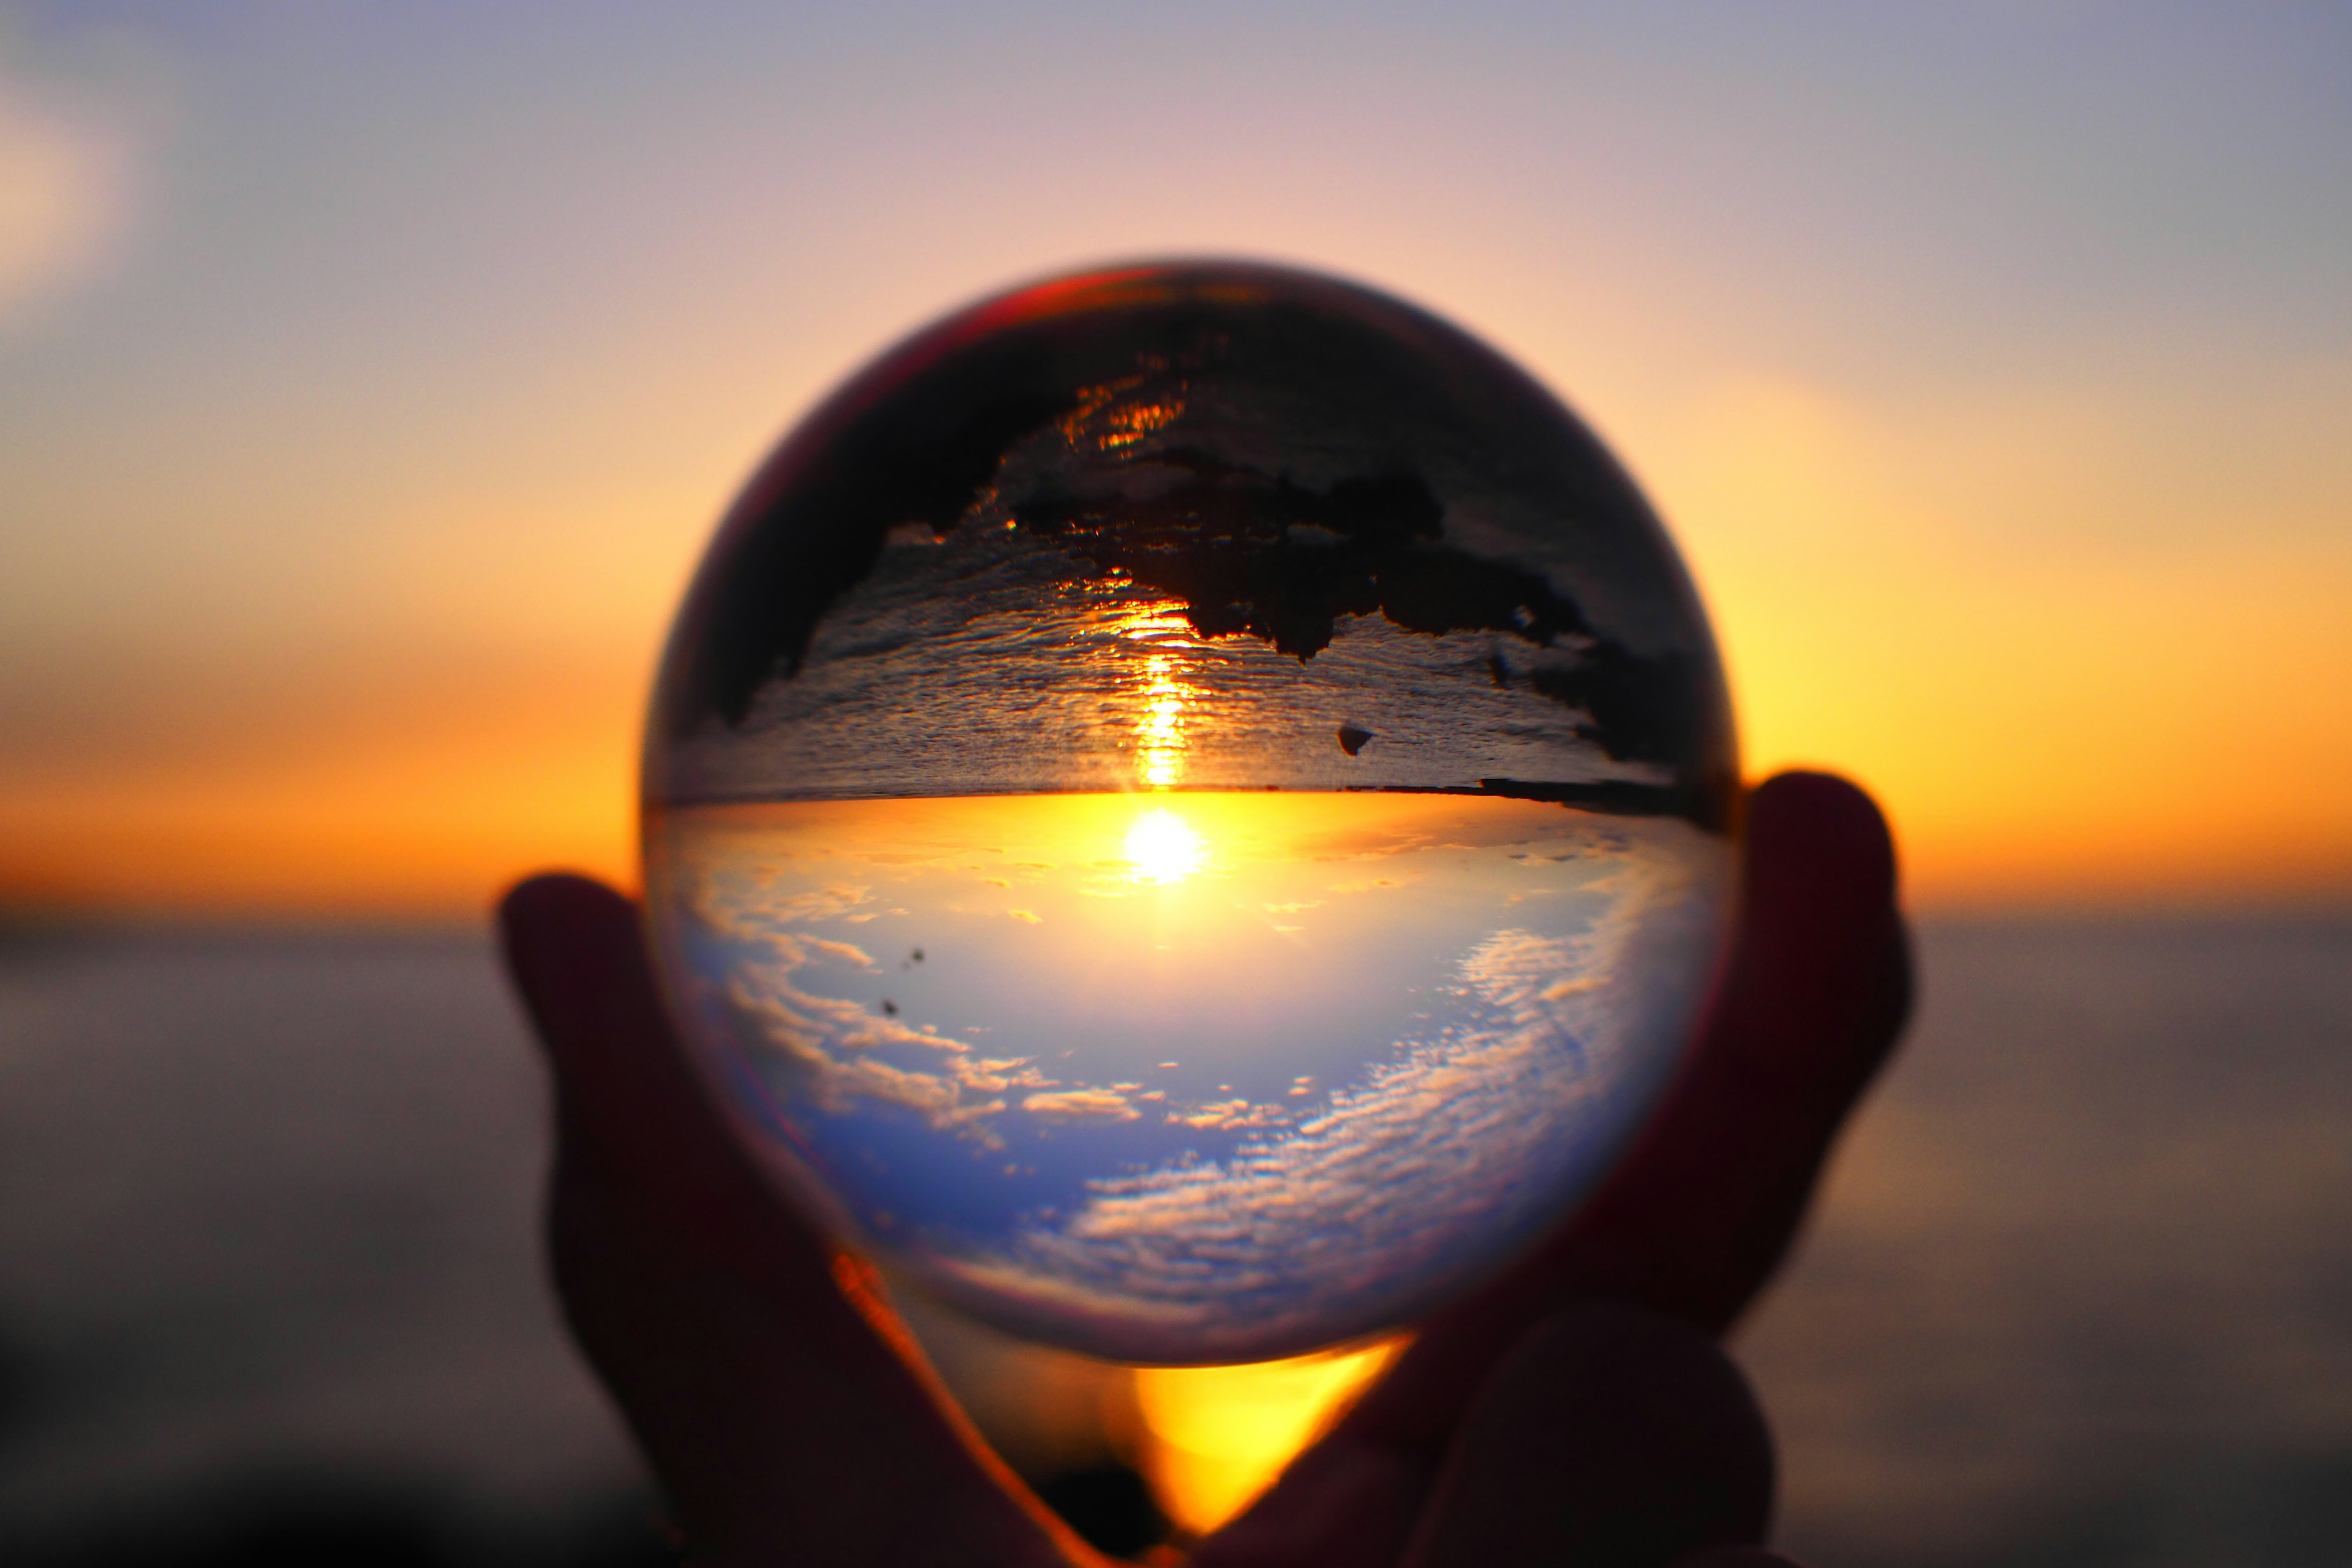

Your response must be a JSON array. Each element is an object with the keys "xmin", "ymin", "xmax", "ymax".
[
  {"xmin": 1118, "ymin": 607, "xmax": 1207, "ymax": 790},
  {"xmin": 1138, "ymin": 656, "xmax": 1192, "ymax": 788}
]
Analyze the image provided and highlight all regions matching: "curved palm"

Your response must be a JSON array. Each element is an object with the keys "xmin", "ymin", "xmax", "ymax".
[{"xmin": 500, "ymin": 772, "xmax": 1910, "ymax": 1567}]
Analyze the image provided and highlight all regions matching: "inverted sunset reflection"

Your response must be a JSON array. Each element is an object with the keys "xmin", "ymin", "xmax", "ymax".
[
  {"xmin": 647, "ymin": 788, "xmax": 1730, "ymax": 1363},
  {"xmin": 1120, "ymin": 606, "xmax": 1207, "ymax": 791},
  {"xmin": 1136, "ymin": 655, "xmax": 1191, "ymax": 789},
  {"xmin": 643, "ymin": 263, "xmax": 1744, "ymax": 1370}
]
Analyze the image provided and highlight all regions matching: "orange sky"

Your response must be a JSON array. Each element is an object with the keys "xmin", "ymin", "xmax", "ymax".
[{"xmin": 3, "ymin": 6, "xmax": 2346, "ymax": 918}]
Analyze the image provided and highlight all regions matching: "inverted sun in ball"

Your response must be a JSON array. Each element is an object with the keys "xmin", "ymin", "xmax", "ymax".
[{"xmin": 643, "ymin": 262, "xmax": 1739, "ymax": 1365}]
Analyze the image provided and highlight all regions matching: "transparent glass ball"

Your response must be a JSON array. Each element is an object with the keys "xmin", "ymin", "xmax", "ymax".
[{"xmin": 642, "ymin": 262, "xmax": 1739, "ymax": 1365}]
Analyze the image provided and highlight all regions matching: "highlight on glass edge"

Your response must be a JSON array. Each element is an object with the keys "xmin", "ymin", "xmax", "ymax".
[{"xmin": 642, "ymin": 260, "xmax": 1740, "ymax": 1366}]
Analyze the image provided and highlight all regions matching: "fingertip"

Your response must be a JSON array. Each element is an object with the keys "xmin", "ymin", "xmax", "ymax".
[
  {"xmin": 1744, "ymin": 772, "xmax": 1899, "ymax": 912},
  {"xmin": 493, "ymin": 871, "xmax": 676, "ymax": 1128},
  {"xmin": 497, "ymin": 871, "xmax": 645, "ymax": 1008},
  {"xmin": 1730, "ymin": 769, "xmax": 1913, "ymax": 1084},
  {"xmin": 497, "ymin": 871, "xmax": 637, "ymax": 962}
]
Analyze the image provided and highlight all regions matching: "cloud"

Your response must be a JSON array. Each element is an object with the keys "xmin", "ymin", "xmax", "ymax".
[
  {"xmin": 922, "ymin": 823, "xmax": 1735, "ymax": 1362},
  {"xmin": 1166, "ymin": 1099, "xmax": 1291, "ymax": 1131},
  {"xmin": 696, "ymin": 867, "xmax": 873, "ymax": 935},
  {"xmin": 800, "ymin": 935, "xmax": 874, "ymax": 968},
  {"xmin": 725, "ymin": 976, "xmax": 1011, "ymax": 1145},
  {"xmin": 967, "ymin": 1057, "xmax": 1055, "ymax": 1091},
  {"xmin": 1022, "ymin": 1088, "xmax": 1142, "ymax": 1123},
  {"xmin": 672, "ymin": 808, "xmax": 1733, "ymax": 1362},
  {"xmin": 684, "ymin": 864, "xmax": 1048, "ymax": 1148}
]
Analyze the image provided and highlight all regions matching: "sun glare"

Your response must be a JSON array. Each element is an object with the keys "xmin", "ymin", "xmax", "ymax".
[
  {"xmin": 1124, "ymin": 808, "xmax": 1209, "ymax": 884},
  {"xmin": 1134, "ymin": 1338, "xmax": 1406, "ymax": 1536}
]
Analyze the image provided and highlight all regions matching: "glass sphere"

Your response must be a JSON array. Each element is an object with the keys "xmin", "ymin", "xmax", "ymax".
[{"xmin": 642, "ymin": 262, "xmax": 1738, "ymax": 1365}]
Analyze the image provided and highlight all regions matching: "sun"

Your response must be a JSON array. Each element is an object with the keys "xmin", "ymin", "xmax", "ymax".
[{"xmin": 1124, "ymin": 808, "xmax": 1210, "ymax": 884}]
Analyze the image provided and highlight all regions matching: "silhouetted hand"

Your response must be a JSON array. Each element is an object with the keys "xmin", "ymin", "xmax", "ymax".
[{"xmin": 500, "ymin": 771, "xmax": 1911, "ymax": 1567}]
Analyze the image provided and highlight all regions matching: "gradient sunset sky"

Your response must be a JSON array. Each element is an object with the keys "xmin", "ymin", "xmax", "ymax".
[{"xmin": 3, "ymin": 2, "xmax": 2346, "ymax": 914}]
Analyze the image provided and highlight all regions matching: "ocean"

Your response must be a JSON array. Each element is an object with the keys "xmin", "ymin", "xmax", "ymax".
[
  {"xmin": 1, "ymin": 913, "xmax": 2346, "ymax": 1564},
  {"xmin": 1743, "ymin": 914, "xmax": 2352, "ymax": 1567}
]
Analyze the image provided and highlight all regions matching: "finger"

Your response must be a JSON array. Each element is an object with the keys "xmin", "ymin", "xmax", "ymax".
[
  {"xmin": 1400, "ymin": 1303, "xmax": 1772, "ymax": 1568},
  {"xmin": 1210, "ymin": 772, "xmax": 1907, "ymax": 1562},
  {"xmin": 499, "ymin": 873, "xmax": 1084, "ymax": 1568},
  {"xmin": 1363, "ymin": 772, "xmax": 1909, "ymax": 1426},
  {"xmin": 1524, "ymin": 769, "xmax": 1912, "ymax": 1328}
]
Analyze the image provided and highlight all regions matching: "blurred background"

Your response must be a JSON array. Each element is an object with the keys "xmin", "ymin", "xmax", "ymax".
[{"xmin": 2, "ymin": 2, "xmax": 2346, "ymax": 1563}]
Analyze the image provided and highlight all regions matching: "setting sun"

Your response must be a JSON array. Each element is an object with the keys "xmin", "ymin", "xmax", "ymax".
[{"xmin": 1123, "ymin": 807, "xmax": 1210, "ymax": 885}]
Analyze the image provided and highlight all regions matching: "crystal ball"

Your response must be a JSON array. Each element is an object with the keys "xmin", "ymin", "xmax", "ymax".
[{"xmin": 642, "ymin": 262, "xmax": 1738, "ymax": 1365}]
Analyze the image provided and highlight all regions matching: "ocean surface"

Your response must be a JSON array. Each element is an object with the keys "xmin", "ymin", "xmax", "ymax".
[
  {"xmin": 657, "ymin": 535, "xmax": 1683, "ymax": 806},
  {"xmin": 1, "ymin": 913, "xmax": 2346, "ymax": 1564}
]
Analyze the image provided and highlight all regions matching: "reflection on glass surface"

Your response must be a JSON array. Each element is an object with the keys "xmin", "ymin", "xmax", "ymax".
[
  {"xmin": 649, "ymin": 791, "xmax": 1728, "ymax": 1360},
  {"xmin": 1134, "ymin": 1339, "xmax": 1404, "ymax": 1535},
  {"xmin": 643, "ymin": 260, "xmax": 1740, "ymax": 1365}
]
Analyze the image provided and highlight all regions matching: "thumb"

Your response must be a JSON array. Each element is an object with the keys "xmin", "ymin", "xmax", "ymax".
[
  {"xmin": 500, "ymin": 873, "xmax": 1084, "ymax": 1568},
  {"xmin": 1401, "ymin": 1302, "xmax": 1773, "ymax": 1568}
]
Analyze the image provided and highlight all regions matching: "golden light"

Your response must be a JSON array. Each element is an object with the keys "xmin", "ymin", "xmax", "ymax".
[
  {"xmin": 1110, "ymin": 605, "xmax": 1206, "ymax": 791},
  {"xmin": 1123, "ymin": 807, "xmax": 1209, "ymax": 885},
  {"xmin": 1137, "ymin": 651, "xmax": 1194, "ymax": 789},
  {"xmin": 1133, "ymin": 1338, "xmax": 1406, "ymax": 1537}
]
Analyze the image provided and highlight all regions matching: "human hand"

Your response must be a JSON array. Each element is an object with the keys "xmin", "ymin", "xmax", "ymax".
[{"xmin": 499, "ymin": 771, "xmax": 1910, "ymax": 1567}]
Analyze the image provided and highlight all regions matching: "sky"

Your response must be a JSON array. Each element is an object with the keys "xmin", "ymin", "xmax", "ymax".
[
  {"xmin": 2, "ymin": 1, "xmax": 2347, "ymax": 916},
  {"xmin": 654, "ymin": 792, "xmax": 1725, "ymax": 1360}
]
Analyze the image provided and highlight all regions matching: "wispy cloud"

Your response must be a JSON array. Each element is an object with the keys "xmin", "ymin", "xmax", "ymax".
[
  {"xmin": 927, "ymin": 829, "xmax": 1732, "ymax": 1361},
  {"xmin": 721, "ymin": 964, "xmax": 1020, "ymax": 1141},
  {"xmin": 726, "ymin": 977, "xmax": 1009, "ymax": 1142},
  {"xmin": 1023, "ymin": 1088, "xmax": 1142, "ymax": 1123},
  {"xmin": 1167, "ymin": 1099, "xmax": 1291, "ymax": 1131},
  {"xmin": 685, "ymin": 865, "xmax": 1053, "ymax": 1149},
  {"xmin": 673, "ymin": 806, "xmax": 1732, "ymax": 1361}
]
